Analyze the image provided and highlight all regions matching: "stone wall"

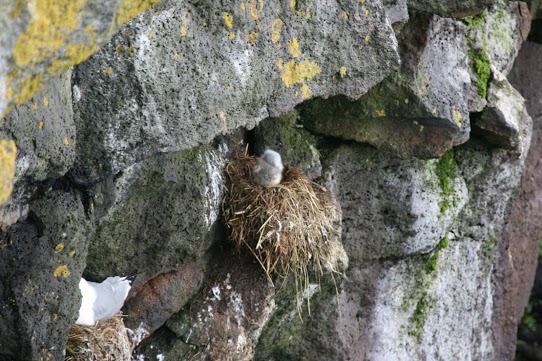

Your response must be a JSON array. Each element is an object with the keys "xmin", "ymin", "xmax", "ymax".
[{"xmin": 0, "ymin": 0, "xmax": 539, "ymax": 360}]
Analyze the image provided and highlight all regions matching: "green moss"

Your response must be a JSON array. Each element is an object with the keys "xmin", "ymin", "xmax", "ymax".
[
  {"xmin": 482, "ymin": 238, "xmax": 497, "ymax": 259},
  {"xmin": 463, "ymin": 11, "xmax": 486, "ymax": 29},
  {"xmin": 538, "ymin": 236, "xmax": 542, "ymax": 257},
  {"xmin": 435, "ymin": 150, "xmax": 457, "ymax": 215},
  {"xmin": 522, "ymin": 299, "xmax": 541, "ymax": 331},
  {"xmin": 469, "ymin": 48, "xmax": 491, "ymax": 98},
  {"xmin": 403, "ymin": 237, "xmax": 449, "ymax": 343},
  {"xmin": 408, "ymin": 292, "xmax": 436, "ymax": 341},
  {"xmin": 463, "ymin": 11, "xmax": 491, "ymax": 98},
  {"xmin": 424, "ymin": 237, "xmax": 449, "ymax": 273}
]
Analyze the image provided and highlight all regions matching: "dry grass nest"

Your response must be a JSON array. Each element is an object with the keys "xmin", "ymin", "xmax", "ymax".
[
  {"xmin": 223, "ymin": 152, "xmax": 348, "ymax": 299},
  {"xmin": 66, "ymin": 314, "xmax": 136, "ymax": 361}
]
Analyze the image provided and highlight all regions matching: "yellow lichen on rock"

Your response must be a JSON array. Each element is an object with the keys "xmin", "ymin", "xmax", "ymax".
[
  {"xmin": 0, "ymin": 140, "xmax": 16, "ymax": 205},
  {"xmin": 250, "ymin": 0, "xmax": 263, "ymax": 21},
  {"xmin": 271, "ymin": 19, "xmax": 284, "ymax": 46},
  {"xmin": 452, "ymin": 108, "xmax": 462, "ymax": 127},
  {"xmin": 247, "ymin": 32, "xmax": 259, "ymax": 45},
  {"xmin": 300, "ymin": 84, "xmax": 311, "ymax": 100},
  {"xmin": 54, "ymin": 265, "xmax": 70, "ymax": 278},
  {"xmin": 288, "ymin": 37, "xmax": 301, "ymax": 58},
  {"xmin": 223, "ymin": 12, "xmax": 234, "ymax": 29},
  {"xmin": 280, "ymin": 59, "xmax": 321, "ymax": 88},
  {"xmin": 115, "ymin": 0, "xmax": 161, "ymax": 25},
  {"xmin": 12, "ymin": 0, "xmax": 87, "ymax": 68}
]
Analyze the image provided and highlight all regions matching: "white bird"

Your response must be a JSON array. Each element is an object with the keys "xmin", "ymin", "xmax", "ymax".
[
  {"xmin": 253, "ymin": 149, "xmax": 284, "ymax": 187},
  {"xmin": 76, "ymin": 275, "xmax": 135, "ymax": 326}
]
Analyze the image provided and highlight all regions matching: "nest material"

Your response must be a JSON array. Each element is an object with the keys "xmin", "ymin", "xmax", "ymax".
[
  {"xmin": 223, "ymin": 152, "xmax": 347, "ymax": 292},
  {"xmin": 66, "ymin": 314, "xmax": 134, "ymax": 361}
]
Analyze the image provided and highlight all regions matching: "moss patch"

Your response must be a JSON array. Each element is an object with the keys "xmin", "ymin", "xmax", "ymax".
[
  {"xmin": 403, "ymin": 237, "xmax": 449, "ymax": 343},
  {"xmin": 463, "ymin": 11, "xmax": 491, "ymax": 98},
  {"xmin": 435, "ymin": 150, "xmax": 457, "ymax": 215}
]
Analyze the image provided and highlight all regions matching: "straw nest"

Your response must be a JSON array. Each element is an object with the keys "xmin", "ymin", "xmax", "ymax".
[
  {"xmin": 65, "ymin": 314, "xmax": 134, "ymax": 361},
  {"xmin": 222, "ymin": 152, "xmax": 347, "ymax": 297}
]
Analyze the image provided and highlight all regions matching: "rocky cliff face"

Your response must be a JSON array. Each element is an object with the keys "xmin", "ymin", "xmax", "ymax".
[{"xmin": 0, "ymin": 0, "xmax": 539, "ymax": 360}]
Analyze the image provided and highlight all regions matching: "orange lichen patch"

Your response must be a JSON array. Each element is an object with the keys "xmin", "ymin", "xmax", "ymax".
[
  {"xmin": 288, "ymin": 37, "xmax": 301, "ymax": 58},
  {"xmin": 43, "ymin": 97, "xmax": 49, "ymax": 106},
  {"xmin": 342, "ymin": 12, "xmax": 349, "ymax": 20},
  {"xmin": 54, "ymin": 243, "xmax": 65, "ymax": 253},
  {"xmin": 241, "ymin": 2, "xmax": 246, "ymax": 11},
  {"xmin": 276, "ymin": 58, "xmax": 284, "ymax": 69},
  {"xmin": 53, "ymin": 264, "xmax": 70, "ymax": 278},
  {"xmin": 364, "ymin": 35, "xmax": 370, "ymax": 42},
  {"xmin": 223, "ymin": 12, "xmax": 234, "ymax": 29},
  {"xmin": 115, "ymin": 0, "xmax": 161, "ymax": 26},
  {"xmin": 180, "ymin": 25, "xmax": 187, "ymax": 36},
  {"xmin": 339, "ymin": 66, "xmax": 347, "ymax": 78},
  {"xmin": 290, "ymin": 0, "xmax": 296, "ymax": 9},
  {"xmin": 173, "ymin": 53, "xmax": 179, "ymax": 59},
  {"xmin": 0, "ymin": 140, "xmax": 16, "ymax": 205},
  {"xmin": 247, "ymin": 32, "xmax": 259, "ymax": 45},
  {"xmin": 39, "ymin": 121, "xmax": 45, "ymax": 129},
  {"xmin": 69, "ymin": 250, "xmax": 76, "ymax": 257},
  {"xmin": 104, "ymin": 66, "xmax": 113, "ymax": 75},
  {"xmin": 33, "ymin": 102, "xmax": 38, "ymax": 110},
  {"xmin": 228, "ymin": 32, "xmax": 236, "ymax": 40},
  {"xmin": 64, "ymin": 137, "xmax": 70, "ymax": 145},
  {"xmin": 280, "ymin": 59, "xmax": 321, "ymax": 87}
]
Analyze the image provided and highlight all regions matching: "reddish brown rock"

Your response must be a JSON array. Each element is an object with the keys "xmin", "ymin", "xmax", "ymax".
[
  {"xmin": 495, "ymin": 40, "xmax": 542, "ymax": 360},
  {"xmin": 124, "ymin": 259, "xmax": 207, "ymax": 334}
]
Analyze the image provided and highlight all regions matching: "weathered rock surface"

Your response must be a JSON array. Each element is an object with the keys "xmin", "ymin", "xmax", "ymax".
[
  {"xmin": 0, "ymin": 0, "xmax": 161, "ymax": 118},
  {"xmin": 69, "ymin": 0, "xmax": 400, "ymax": 184},
  {"xmin": 0, "ymin": 70, "xmax": 75, "ymax": 229},
  {"xmin": 506, "ymin": 40, "xmax": 542, "ymax": 361},
  {"xmin": 408, "ymin": 0, "xmax": 496, "ymax": 17},
  {"xmin": 476, "ymin": 68, "xmax": 530, "ymax": 152},
  {"xmin": 257, "ymin": 134, "xmax": 530, "ymax": 360},
  {"xmin": 0, "ymin": 188, "xmax": 93, "ymax": 360},
  {"xmin": 84, "ymin": 144, "xmax": 226, "ymax": 281},
  {"xmin": 303, "ymin": 14, "xmax": 471, "ymax": 159},
  {"xmin": 137, "ymin": 251, "xmax": 275, "ymax": 361}
]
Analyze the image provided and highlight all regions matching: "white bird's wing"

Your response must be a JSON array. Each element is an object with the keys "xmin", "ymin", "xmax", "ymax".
[
  {"xmin": 76, "ymin": 276, "xmax": 134, "ymax": 325},
  {"xmin": 90, "ymin": 281, "xmax": 118, "ymax": 321}
]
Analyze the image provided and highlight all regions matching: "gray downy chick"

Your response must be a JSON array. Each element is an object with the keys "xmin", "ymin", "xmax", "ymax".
[{"xmin": 253, "ymin": 149, "xmax": 284, "ymax": 187}]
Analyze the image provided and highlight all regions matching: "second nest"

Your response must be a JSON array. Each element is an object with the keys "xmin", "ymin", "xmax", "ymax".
[{"xmin": 223, "ymin": 152, "xmax": 348, "ymax": 286}]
